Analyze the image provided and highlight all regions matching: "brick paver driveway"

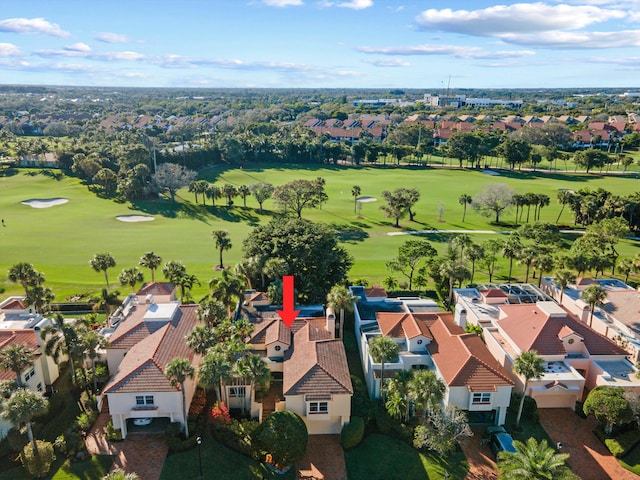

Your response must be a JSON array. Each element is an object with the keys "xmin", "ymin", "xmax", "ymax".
[
  {"xmin": 86, "ymin": 412, "xmax": 168, "ymax": 480},
  {"xmin": 297, "ymin": 434, "xmax": 347, "ymax": 480},
  {"xmin": 539, "ymin": 409, "xmax": 639, "ymax": 480},
  {"xmin": 460, "ymin": 426, "xmax": 498, "ymax": 480}
]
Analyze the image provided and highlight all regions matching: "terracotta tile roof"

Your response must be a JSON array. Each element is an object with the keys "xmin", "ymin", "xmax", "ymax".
[
  {"xmin": 265, "ymin": 319, "xmax": 292, "ymax": 346},
  {"xmin": 0, "ymin": 329, "xmax": 41, "ymax": 381},
  {"xmin": 365, "ymin": 286, "xmax": 387, "ymax": 298},
  {"xmin": 1, "ymin": 298, "xmax": 27, "ymax": 310},
  {"xmin": 482, "ymin": 289, "xmax": 508, "ymax": 298},
  {"xmin": 249, "ymin": 292, "xmax": 269, "ymax": 303},
  {"xmin": 497, "ymin": 303, "xmax": 626, "ymax": 356},
  {"xmin": 377, "ymin": 312, "xmax": 432, "ymax": 340},
  {"xmin": 600, "ymin": 289, "xmax": 640, "ymax": 337},
  {"xmin": 283, "ymin": 321, "xmax": 352, "ymax": 397},
  {"xmin": 575, "ymin": 277, "xmax": 595, "ymax": 287},
  {"xmin": 137, "ymin": 282, "xmax": 175, "ymax": 296},
  {"xmin": 558, "ymin": 325, "xmax": 582, "ymax": 340},
  {"xmin": 104, "ymin": 304, "xmax": 199, "ymax": 394},
  {"xmin": 422, "ymin": 315, "xmax": 513, "ymax": 391}
]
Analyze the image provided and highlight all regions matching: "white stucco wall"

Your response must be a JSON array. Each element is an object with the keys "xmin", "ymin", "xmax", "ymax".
[{"xmin": 284, "ymin": 394, "xmax": 351, "ymax": 435}]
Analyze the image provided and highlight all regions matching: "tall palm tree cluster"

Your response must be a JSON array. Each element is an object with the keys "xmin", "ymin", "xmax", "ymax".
[{"xmin": 7, "ymin": 262, "xmax": 54, "ymax": 314}]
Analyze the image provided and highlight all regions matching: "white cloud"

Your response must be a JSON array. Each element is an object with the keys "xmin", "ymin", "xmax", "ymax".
[
  {"xmin": 34, "ymin": 49, "xmax": 87, "ymax": 58},
  {"xmin": 0, "ymin": 17, "xmax": 70, "ymax": 37},
  {"xmin": 415, "ymin": 3, "xmax": 625, "ymax": 36},
  {"xmin": 336, "ymin": 0, "xmax": 373, "ymax": 9},
  {"xmin": 363, "ymin": 58, "xmax": 411, "ymax": 67},
  {"xmin": 357, "ymin": 43, "xmax": 535, "ymax": 60},
  {"xmin": 501, "ymin": 29, "xmax": 640, "ymax": 48},
  {"xmin": 65, "ymin": 42, "xmax": 91, "ymax": 52},
  {"xmin": 0, "ymin": 43, "xmax": 21, "ymax": 57},
  {"xmin": 95, "ymin": 32, "xmax": 130, "ymax": 43},
  {"xmin": 261, "ymin": 0, "xmax": 303, "ymax": 6}
]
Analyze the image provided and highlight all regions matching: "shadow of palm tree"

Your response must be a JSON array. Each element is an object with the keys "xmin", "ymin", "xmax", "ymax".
[{"xmin": 327, "ymin": 222, "xmax": 369, "ymax": 243}]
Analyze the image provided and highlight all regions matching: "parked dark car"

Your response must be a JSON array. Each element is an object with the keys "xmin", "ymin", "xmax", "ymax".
[{"xmin": 485, "ymin": 426, "xmax": 517, "ymax": 460}]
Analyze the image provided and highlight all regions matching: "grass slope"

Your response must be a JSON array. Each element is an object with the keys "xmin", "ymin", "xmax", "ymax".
[{"xmin": 1, "ymin": 165, "xmax": 639, "ymax": 300}]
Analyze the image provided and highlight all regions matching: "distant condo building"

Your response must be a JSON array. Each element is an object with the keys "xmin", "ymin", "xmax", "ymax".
[{"xmin": 424, "ymin": 94, "xmax": 523, "ymax": 109}]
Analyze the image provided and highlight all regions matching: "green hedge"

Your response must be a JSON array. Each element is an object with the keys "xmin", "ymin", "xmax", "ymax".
[
  {"xmin": 211, "ymin": 418, "xmax": 261, "ymax": 460},
  {"xmin": 165, "ymin": 416, "xmax": 206, "ymax": 453},
  {"xmin": 341, "ymin": 417, "xmax": 365, "ymax": 450},
  {"xmin": 597, "ymin": 430, "xmax": 640, "ymax": 458}
]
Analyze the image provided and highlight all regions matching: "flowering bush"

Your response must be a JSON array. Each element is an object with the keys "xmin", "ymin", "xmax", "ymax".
[{"xmin": 208, "ymin": 402, "xmax": 231, "ymax": 428}]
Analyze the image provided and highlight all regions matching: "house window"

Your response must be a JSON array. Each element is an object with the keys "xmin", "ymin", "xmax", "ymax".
[
  {"xmin": 135, "ymin": 395, "xmax": 155, "ymax": 406},
  {"xmin": 229, "ymin": 387, "xmax": 246, "ymax": 397},
  {"xmin": 275, "ymin": 345, "xmax": 281, "ymax": 352},
  {"xmin": 472, "ymin": 392, "xmax": 491, "ymax": 405},
  {"xmin": 23, "ymin": 366, "xmax": 35, "ymax": 382},
  {"xmin": 37, "ymin": 383, "xmax": 43, "ymax": 392},
  {"xmin": 308, "ymin": 401, "xmax": 329, "ymax": 415},
  {"xmin": 417, "ymin": 339, "xmax": 423, "ymax": 345}
]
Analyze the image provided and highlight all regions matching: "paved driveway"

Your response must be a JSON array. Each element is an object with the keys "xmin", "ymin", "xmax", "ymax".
[
  {"xmin": 86, "ymin": 412, "xmax": 168, "ymax": 480},
  {"xmin": 539, "ymin": 409, "xmax": 639, "ymax": 480},
  {"xmin": 297, "ymin": 435, "xmax": 347, "ymax": 480},
  {"xmin": 460, "ymin": 427, "xmax": 498, "ymax": 480}
]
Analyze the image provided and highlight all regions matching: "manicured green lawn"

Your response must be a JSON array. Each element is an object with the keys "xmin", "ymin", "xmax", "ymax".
[
  {"xmin": 51, "ymin": 455, "xmax": 114, "ymax": 480},
  {"xmin": 345, "ymin": 433, "xmax": 469, "ymax": 480},
  {"xmin": 1, "ymin": 165, "xmax": 639, "ymax": 300},
  {"xmin": 160, "ymin": 432, "xmax": 294, "ymax": 480},
  {"xmin": 619, "ymin": 443, "xmax": 640, "ymax": 475}
]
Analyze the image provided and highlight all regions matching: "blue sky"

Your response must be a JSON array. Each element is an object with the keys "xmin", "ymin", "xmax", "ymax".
[{"xmin": 1, "ymin": 0, "xmax": 640, "ymax": 89}]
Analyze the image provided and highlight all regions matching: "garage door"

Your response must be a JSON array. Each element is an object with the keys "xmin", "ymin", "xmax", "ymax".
[
  {"xmin": 306, "ymin": 417, "xmax": 342, "ymax": 435},
  {"xmin": 534, "ymin": 394, "xmax": 577, "ymax": 409}
]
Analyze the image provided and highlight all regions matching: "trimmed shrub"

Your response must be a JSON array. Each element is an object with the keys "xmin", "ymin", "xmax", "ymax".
[
  {"xmin": 188, "ymin": 388, "xmax": 207, "ymax": 416},
  {"xmin": 76, "ymin": 411, "xmax": 97, "ymax": 431},
  {"xmin": 165, "ymin": 416, "xmax": 206, "ymax": 453},
  {"xmin": 211, "ymin": 418, "xmax": 261, "ymax": 459},
  {"xmin": 509, "ymin": 392, "xmax": 539, "ymax": 423},
  {"xmin": 341, "ymin": 417, "xmax": 365, "ymax": 450},
  {"xmin": 598, "ymin": 429, "xmax": 640, "ymax": 458},
  {"xmin": 104, "ymin": 418, "xmax": 123, "ymax": 442},
  {"xmin": 20, "ymin": 440, "xmax": 56, "ymax": 478}
]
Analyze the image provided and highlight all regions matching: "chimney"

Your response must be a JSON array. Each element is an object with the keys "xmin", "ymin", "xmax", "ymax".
[
  {"xmin": 326, "ymin": 307, "xmax": 336, "ymax": 337},
  {"xmin": 454, "ymin": 305, "xmax": 467, "ymax": 329}
]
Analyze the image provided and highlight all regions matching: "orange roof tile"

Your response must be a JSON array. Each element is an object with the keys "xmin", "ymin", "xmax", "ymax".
[
  {"xmin": 137, "ymin": 282, "xmax": 175, "ymax": 296},
  {"xmin": 498, "ymin": 303, "xmax": 625, "ymax": 356},
  {"xmin": 365, "ymin": 286, "xmax": 387, "ymax": 298},
  {"xmin": 377, "ymin": 312, "xmax": 432, "ymax": 340},
  {"xmin": 423, "ymin": 315, "xmax": 513, "ymax": 391},
  {"xmin": 283, "ymin": 321, "xmax": 352, "ymax": 397},
  {"xmin": 0, "ymin": 330, "xmax": 40, "ymax": 381}
]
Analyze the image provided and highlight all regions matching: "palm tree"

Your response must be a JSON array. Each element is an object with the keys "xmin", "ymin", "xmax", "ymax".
[
  {"xmin": 502, "ymin": 234, "xmax": 522, "ymax": 282},
  {"xmin": 162, "ymin": 260, "xmax": 186, "ymax": 285},
  {"xmin": 409, "ymin": 369, "xmax": 445, "ymax": 424},
  {"xmin": 458, "ymin": 194, "xmax": 472, "ymax": 222},
  {"xmin": 209, "ymin": 269, "xmax": 246, "ymax": 317},
  {"xmin": 382, "ymin": 276, "xmax": 398, "ymax": 291},
  {"xmin": 118, "ymin": 267, "xmax": 144, "ymax": 292},
  {"xmin": 617, "ymin": 257, "xmax": 635, "ymax": 284},
  {"xmin": 326, "ymin": 285, "xmax": 357, "ymax": 340},
  {"xmin": 186, "ymin": 324, "xmax": 217, "ymax": 355},
  {"xmin": 440, "ymin": 259, "xmax": 470, "ymax": 309},
  {"xmin": 238, "ymin": 185, "xmax": 251, "ymax": 207},
  {"xmin": 40, "ymin": 313, "xmax": 82, "ymax": 384},
  {"xmin": 196, "ymin": 297, "xmax": 227, "ymax": 327},
  {"xmin": 556, "ymin": 190, "xmax": 573, "ymax": 224},
  {"xmin": 386, "ymin": 370, "xmax": 414, "ymax": 422},
  {"xmin": 175, "ymin": 273, "xmax": 200, "ymax": 303},
  {"xmin": 452, "ymin": 234, "xmax": 472, "ymax": 260},
  {"xmin": 581, "ymin": 284, "xmax": 607, "ymax": 328},
  {"xmin": 554, "ymin": 269, "xmax": 576, "ymax": 304},
  {"xmin": 165, "ymin": 357, "xmax": 195, "ymax": 438},
  {"xmin": 0, "ymin": 344, "xmax": 34, "ymax": 387},
  {"xmin": 7, "ymin": 262, "xmax": 40, "ymax": 296},
  {"xmin": 212, "ymin": 230, "xmax": 232, "ymax": 270},
  {"xmin": 139, "ymin": 251, "xmax": 162, "ymax": 283},
  {"xmin": 91, "ymin": 288, "xmax": 123, "ymax": 319},
  {"xmin": 1, "ymin": 389, "xmax": 48, "ymax": 457},
  {"xmin": 534, "ymin": 252, "xmax": 555, "ymax": 288},
  {"xmin": 466, "ymin": 243, "xmax": 485, "ymax": 284},
  {"xmin": 237, "ymin": 353, "xmax": 270, "ymax": 415},
  {"xmin": 198, "ymin": 348, "xmax": 233, "ymax": 404},
  {"xmin": 498, "ymin": 438, "xmax": 571, "ymax": 480},
  {"xmin": 89, "ymin": 253, "xmax": 116, "ymax": 290},
  {"xmin": 368, "ymin": 336, "xmax": 399, "ymax": 402},
  {"xmin": 25, "ymin": 285, "xmax": 55, "ymax": 314},
  {"xmin": 78, "ymin": 329, "xmax": 108, "ymax": 392},
  {"xmin": 352, "ymin": 185, "xmax": 361, "ymax": 213},
  {"xmin": 102, "ymin": 469, "xmax": 141, "ymax": 480},
  {"xmin": 513, "ymin": 350, "xmax": 545, "ymax": 429},
  {"xmin": 517, "ymin": 246, "xmax": 538, "ymax": 283}
]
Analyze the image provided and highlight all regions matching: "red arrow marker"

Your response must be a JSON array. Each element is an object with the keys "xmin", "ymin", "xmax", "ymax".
[{"xmin": 276, "ymin": 275, "xmax": 300, "ymax": 328}]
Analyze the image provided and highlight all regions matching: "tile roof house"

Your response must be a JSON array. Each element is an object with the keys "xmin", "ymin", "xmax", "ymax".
[
  {"xmin": 353, "ymin": 292, "xmax": 513, "ymax": 425},
  {"xmin": 101, "ymin": 287, "xmax": 199, "ymax": 438},
  {"xmin": 236, "ymin": 292, "xmax": 353, "ymax": 434},
  {"xmin": 0, "ymin": 329, "xmax": 60, "ymax": 439},
  {"xmin": 454, "ymin": 287, "xmax": 640, "ymax": 410}
]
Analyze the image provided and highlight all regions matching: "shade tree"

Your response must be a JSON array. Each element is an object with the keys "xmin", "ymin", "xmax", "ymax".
[
  {"xmin": 386, "ymin": 240, "xmax": 437, "ymax": 291},
  {"xmin": 472, "ymin": 183, "xmax": 515, "ymax": 224}
]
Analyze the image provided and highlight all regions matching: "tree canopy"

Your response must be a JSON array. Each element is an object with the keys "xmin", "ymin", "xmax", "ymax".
[
  {"xmin": 252, "ymin": 410, "xmax": 308, "ymax": 468},
  {"xmin": 243, "ymin": 218, "xmax": 352, "ymax": 304}
]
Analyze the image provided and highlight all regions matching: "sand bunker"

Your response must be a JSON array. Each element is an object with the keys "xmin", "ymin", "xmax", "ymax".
[
  {"xmin": 356, "ymin": 196, "xmax": 377, "ymax": 203},
  {"xmin": 116, "ymin": 215, "xmax": 155, "ymax": 223},
  {"xmin": 21, "ymin": 198, "xmax": 69, "ymax": 208}
]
